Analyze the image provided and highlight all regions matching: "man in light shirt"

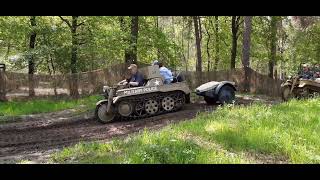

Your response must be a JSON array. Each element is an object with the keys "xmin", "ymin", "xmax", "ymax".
[{"xmin": 157, "ymin": 61, "xmax": 173, "ymax": 84}]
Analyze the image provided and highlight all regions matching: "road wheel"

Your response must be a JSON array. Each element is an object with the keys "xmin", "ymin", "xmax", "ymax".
[
  {"xmin": 218, "ymin": 85, "xmax": 235, "ymax": 104},
  {"xmin": 162, "ymin": 96, "xmax": 175, "ymax": 111},
  {"xmin": 145, "ymin": 99, "xmax": 159, "ymax": 115},
  {"xmin": 95, "ymin": 101, "xmax": 116, "ymax": 123}
]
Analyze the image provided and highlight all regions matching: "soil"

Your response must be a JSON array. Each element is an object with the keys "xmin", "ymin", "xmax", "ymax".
[{"xmin": 0, "ymin": 94, "xmax": 281, "ymax": 164}]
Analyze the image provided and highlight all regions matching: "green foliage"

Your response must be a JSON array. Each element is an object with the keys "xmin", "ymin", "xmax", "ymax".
[{"xmin": 0, "ymin": 16, "xmax": 320, "ymax": 76}]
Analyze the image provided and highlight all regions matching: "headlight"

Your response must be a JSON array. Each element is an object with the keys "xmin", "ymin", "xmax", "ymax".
[{"xmin": 103, "ymin": 86, "xmax": 109, "ymax": 92}]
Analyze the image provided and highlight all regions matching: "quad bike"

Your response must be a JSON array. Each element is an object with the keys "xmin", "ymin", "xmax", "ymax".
[
  {"xmin": 195, "ymin": 81, "xmax": 237, "ymax": 105},
  {"xmin": 281, "ymin": 76, "xmax": 320, "ymax": 101},
  {"xmin": 95, "ymin": 65, "xmax": 191, "ymax": 123}
]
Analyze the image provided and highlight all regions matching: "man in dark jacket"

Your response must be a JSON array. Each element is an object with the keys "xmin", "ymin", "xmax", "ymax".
[
  {"xmin": 120, "ymin": 64, "xmax": 144, "ymax": 87},
  {"xmin": 300, "ymin": 64, "xmax": 313, "ymax": 79}
]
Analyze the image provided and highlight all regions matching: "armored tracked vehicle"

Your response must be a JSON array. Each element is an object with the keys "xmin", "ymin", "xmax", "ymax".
[
  {"xmin": 95, "ymin": 65, "xmax": 191, "ymax": 123},
  {"xmin": 281, "ymin": 63, "xmax": 320, "ymax": 101},
  {"xmin": 281, "ymin": 76, "xmax": 320, "ymax": 101}
]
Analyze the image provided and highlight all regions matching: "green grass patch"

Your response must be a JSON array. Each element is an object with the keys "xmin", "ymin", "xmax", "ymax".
[
  {"xmin": 0, "ymin": 95, "xmax": 101, "ymax": 116},
  {"xmin": 51, "ymin": 98, "xmax": 320, "ymax": 164},
  {"xmin": 51, "ymin": 129, "xmax": 247, "ymax": 164}
]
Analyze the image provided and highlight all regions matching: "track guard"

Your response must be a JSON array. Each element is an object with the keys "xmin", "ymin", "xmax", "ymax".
[{"xmin": 214, "ymin": 81, "xmax": 237, "ymax": 95}]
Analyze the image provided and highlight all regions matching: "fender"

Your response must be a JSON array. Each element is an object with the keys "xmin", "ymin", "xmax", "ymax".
[
  {"xmin": 281, "ymin": 82, "xmax": 292, "ymax": 88},
  {"xmin": 96, "ymin": 99, "xmax": 109, "ymax": 106},
  {"xmin": 214, "ymin": 81, "xmax": 237, "ymax": 95}
]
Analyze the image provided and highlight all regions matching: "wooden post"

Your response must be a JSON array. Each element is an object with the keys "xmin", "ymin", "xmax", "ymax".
[{"xmin": 0, "ymin": 63, "xmax": 7, "ymax": 101}]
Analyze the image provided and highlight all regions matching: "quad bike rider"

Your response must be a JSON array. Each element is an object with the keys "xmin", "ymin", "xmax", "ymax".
[
  {"xmin": 95, "ymin": 64, "xmax": 191, "ymax": 123},
  {"xmin": 281, "ymin": 63, "xmax": 320, "ymax": 101}
]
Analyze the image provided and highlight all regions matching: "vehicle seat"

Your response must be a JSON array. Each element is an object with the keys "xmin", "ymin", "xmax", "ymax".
[{"xmin": 172, "ymin": 72, "xmax": 185, "ymax": 83}]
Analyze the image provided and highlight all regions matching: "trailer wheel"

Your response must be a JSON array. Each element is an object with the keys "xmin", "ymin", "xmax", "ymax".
[{"xmin": 218, "ymin": 85, "xmax": 235, "ymax": 104}]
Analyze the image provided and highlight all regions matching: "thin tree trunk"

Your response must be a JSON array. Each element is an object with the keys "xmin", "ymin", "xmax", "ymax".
[
  {"xmin": 155, "ymin": 16, "xmax": 161, "ymax": 59},
  {"xmin": 193, "ymin": 16, "xmax": 202, "ymax": 72},
  {"xmin": 186, "ymin": 17, "xmax": 192, "ymax": 72},
  {"xmin": 125, "ymin": 16, "xmax": 139, "ymax": 64},
  {"xmin": 181, "ymin": 18, "xmax": 188, "ymax": 72},
  {"xmin": 317, "ymin": 42, "xmax": 320, "ymax": 64},
  {"xmin": 50, "ymin": 56, "xmax": 57, "ymax": 96},
  {"xmin": 0, "ymin": 64, "xmax": 7, "ymax": 101},
  {"xmin": 204, "ymin": 17, "xmax": 211, "ymax": 72},
  {"xmin": 230, "ymin": 16, "xmax": 240, "ymax": 69},
  {"xmin": 213, "ymin": 16, "xmax": 219, "ymax": 72},
  {"xmin": 28, "ymin": 16, "xmax": 36, "ymax": 97},
  {"xmin": 119, "ymin": 16, "xmax": 130, "ymax": 63},
  {"xmin": 198, "ymin": 16, "xmax": 202, "ymax": 42},
  {"xmin": 269, "ymin": 16, "xmax": 278, "ymax": 79},
  {"xmin": 70, "ymin": 16, "xmax": 79, "ymax": 98},
  {"xmin": 5, "ymin": 41, "xmax": 10, "ymax": 61},
  {"xmin": 242, "ymin": 16, "xmax": 253, "ymax": 92}
]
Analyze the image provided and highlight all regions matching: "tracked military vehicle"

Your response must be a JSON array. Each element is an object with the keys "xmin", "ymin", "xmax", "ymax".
[
  {"xmin": 281, "ymin": 76, "xmax": 320, "ymax": 101},
  {"xmin": 95, "ymin": 65, "xmax": 191, "ymax": 123},
  {"xmin": 281, "ymin": 63, "xmax": 320, "ymax": 101}
]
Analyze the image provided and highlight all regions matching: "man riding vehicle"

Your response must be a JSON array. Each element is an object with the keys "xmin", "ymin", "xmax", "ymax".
[
  {"xmin": 300, "ymin": 64, "xmax": 313, "ymax": 80},
  {"xmin": 152, "ymin": 60, "xmax": 173, "ymax": 84},
  {"xmin": 119, "ymin": 64, "xmax": 145, "ymax": 87}
]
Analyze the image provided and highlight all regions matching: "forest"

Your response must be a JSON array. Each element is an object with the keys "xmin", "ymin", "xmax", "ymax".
[
  {"xmin": 1, "ymin": 16, "xmax": 319, "ymax": 77},
  {"xmin": 1, "ymin": 16, "xmax": 320, "ymax": 164}
]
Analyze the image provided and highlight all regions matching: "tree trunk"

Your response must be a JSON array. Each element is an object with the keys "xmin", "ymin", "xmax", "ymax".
[
  {"xmin": 193, "ymin": 16, "xmax": 202, "ymax": 72},
  {"xmin": 5, "ymin": 41, "xmax": 11, "ymax": 61},
  {"xmin": 213, "ymin": 16, "xmax": 220, "ymax": 71},
  {"xmin": 0, "ymin": 65, "xmax": 7, "ymax": 101},
  {"xmin": 317, "ymin": 42, "xmax": 320, "ymax": 64},
  {"xmin": 242, "ymin": 16, "xmax": 253, "ymax": 92},
  {"xmin": 28, "ymin": 16, "xmax": 36, "ymax": 97},
  {"xmin": 186, "ymin": 17, "xmax": 192, "ymax": 72},
  {"xmin": 155, "ymin": 16, "xmax": 161, "ymax": 59},
  {"xmin": 181, "ymin": 18, "xmax": 188, "ymax": 72},
  {"xmin": 269, "ymin": 16, "xmax": 278, "ymax": 79},
  {"xmin": 125, "ymin": 16, "xmax": 139, "ymax": 64},
  {"xmin": 69, "ymin": 16, "xmax": 79, "ymax": 98},
  {"xmin": 50, "ymin": 56, "xmax": 57, "ymax": 96},
  {"xmin": 230, "ymin": 16, "xmax": 240, "ymax": 69},
  {"xmin": 204, "ymin": 17, "xmax": 212, "ymax": 72},
  {"xmin": 119, "ymin": 16, "xmax": 131, "ymax": 64}
]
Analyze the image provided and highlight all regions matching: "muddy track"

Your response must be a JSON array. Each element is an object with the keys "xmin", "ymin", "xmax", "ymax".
[
  {"xmin": 0, "ymin": 95, "xmax": 280, "ymax": 163},
  {"xmin": 0, "ymin": 102, "xmax": 217, "ymax": 163}
]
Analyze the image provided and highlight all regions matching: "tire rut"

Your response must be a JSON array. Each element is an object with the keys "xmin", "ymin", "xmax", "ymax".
[
  {"xmin": 0, "ymin": 103, "xmax": 211, "ymax": 160},
  {"xmin": 0, "ymin": 95, "xmax": 278, "ymax": 163}
]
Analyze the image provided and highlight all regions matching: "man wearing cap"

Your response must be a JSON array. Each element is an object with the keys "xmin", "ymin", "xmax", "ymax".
[
  {"xmin": 300, "ymin": 64, "xmax": 313, "ymax": 80},
  {"xmin": 121, "ymin": 64, "xmax": 145, "ymax": 87}
]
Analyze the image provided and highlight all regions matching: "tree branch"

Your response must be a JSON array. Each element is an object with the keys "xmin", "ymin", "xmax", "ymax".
[
  {"xmin": 77, "ymin": 22, "xmax": 85, "ymax": 27},
  {"xmin": 58, "ymin": 16, "xmax": 71, "ymax": 28}
]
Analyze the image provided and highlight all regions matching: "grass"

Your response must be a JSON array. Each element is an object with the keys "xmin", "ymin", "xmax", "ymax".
[
  {"xmin": 0, "ymin": 95, "xmax": 101, "ymax": 117},
  {"xmin": 51, "ymin": 98, "xmax": 320, "ymax": 164}
]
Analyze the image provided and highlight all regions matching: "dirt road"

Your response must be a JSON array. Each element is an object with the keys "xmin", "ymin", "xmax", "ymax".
[{"xmin": 0, "ymin": 95, "xmax": 280, "ymax": 163}]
